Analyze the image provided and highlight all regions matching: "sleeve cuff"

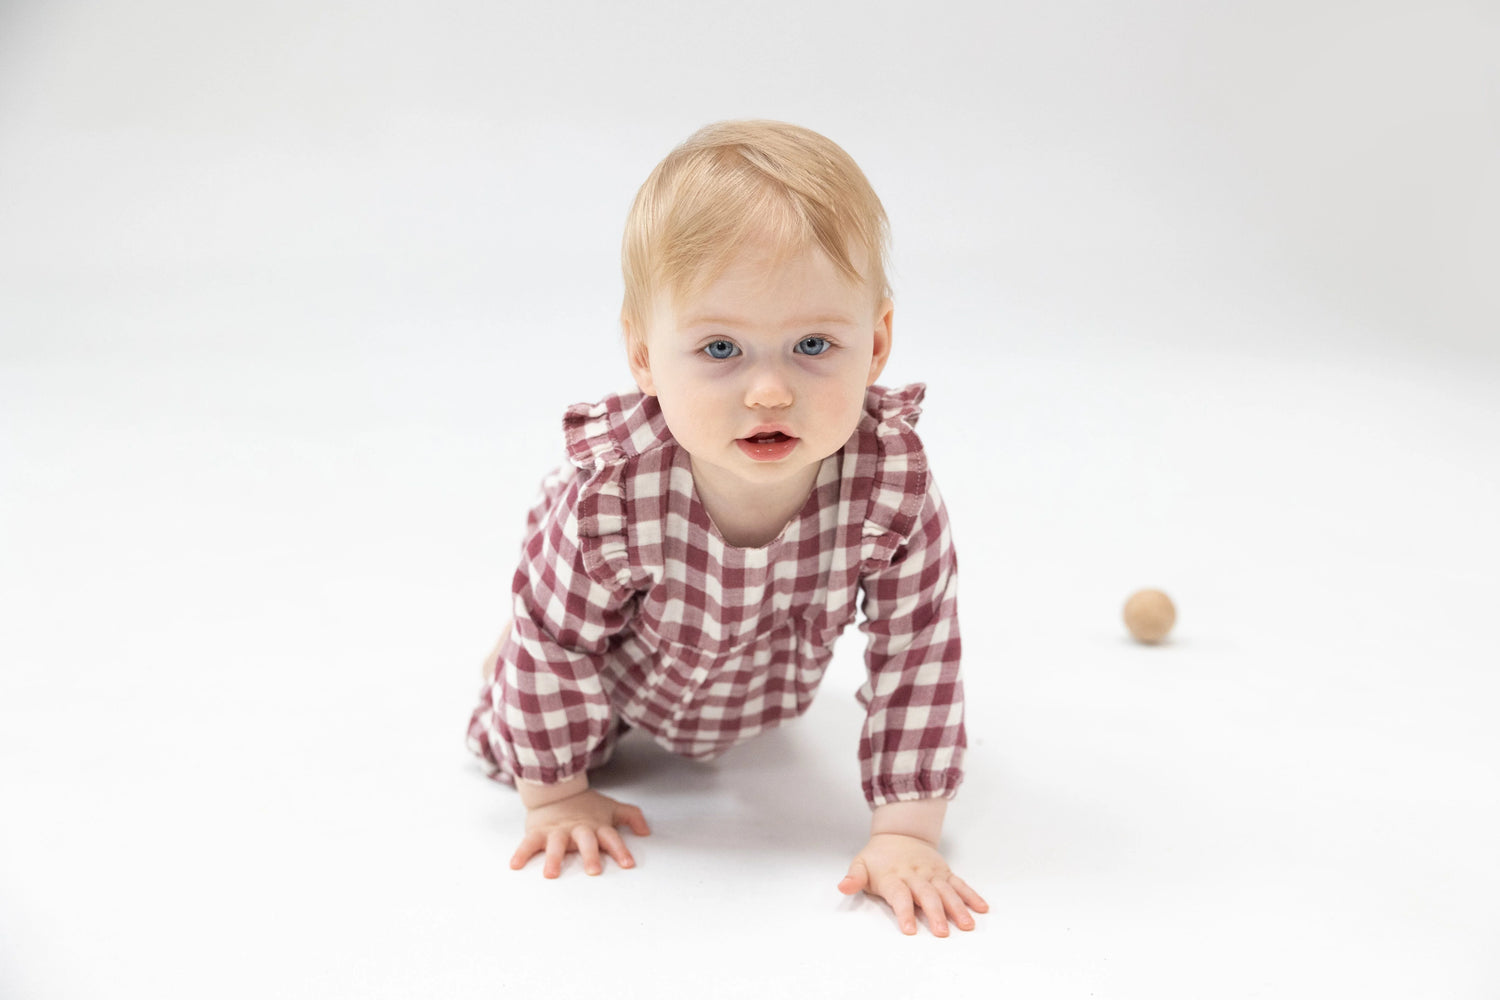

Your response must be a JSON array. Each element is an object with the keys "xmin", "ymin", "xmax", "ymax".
[{"xmin": 864, "ymin": 770, "xmax": 964, "ymax": 808}]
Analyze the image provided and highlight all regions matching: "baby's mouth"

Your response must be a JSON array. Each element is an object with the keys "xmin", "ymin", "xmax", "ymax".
[{"xmin": 736, "ymin": 429, "xmax": 800, "ymax": 462}]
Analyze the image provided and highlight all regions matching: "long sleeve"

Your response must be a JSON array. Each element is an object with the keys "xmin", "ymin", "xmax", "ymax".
[
  {"xmin": 855, "ymin": 477, "xmax": 966, "ymax": 807},
  {"xmin": 469, "ymin": 467, "xmax": 639, "ymax": 786}
]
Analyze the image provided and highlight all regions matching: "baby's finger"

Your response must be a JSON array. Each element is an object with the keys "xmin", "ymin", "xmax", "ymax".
[
  {"xmin": 509, "ymin": 831, "xmax": 546, "ymax": 871},
  {"xmin": 935, "ymin": 879, "xmax": 976, "ymax": 931},
  {"xmin": 910, "ymin": 881, "xmax": 950, "ymax": 938},
  {"xmin": 613, "ymin": 803, "xmax": 651, "ymax": 836},
  {"xmin": 837, "ymin": 860, "xmax": 870, "ymax": 896},
  {"xmin": 882, "ymin": 878, "xmax": 917, "ymax": 935},
  {"xmin": 572, "ymin": 826, "xmax": 603, "ymax": 876},
  {"xmin": 542, "ymin": 828, "xmax": 571, "ymax": 879},
  {"xmin": 597, "ymin": 825, "xmax": 636, "ymax": 870},
  {"xmin": 949, "ymin": 875, "xmax": 990, "ymax": 913}
]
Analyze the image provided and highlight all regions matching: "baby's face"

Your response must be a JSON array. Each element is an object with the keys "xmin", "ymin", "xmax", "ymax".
[{"xmin": 629, "ymin": 239, "xmax": 892, "ymax": 497}]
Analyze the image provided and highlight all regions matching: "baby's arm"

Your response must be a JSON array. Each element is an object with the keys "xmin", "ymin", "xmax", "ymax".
[
  {"xmin": 510, "ymin": 773, "xmax": 651, "ymax": 878},
  {"xmin": 483, "ymin": 620, "xmax": 648, "ymax": 876},
  {"xmin": 838, "ymin": 798, "xmax": 989, "ymax": 936},
  {"xmin": 474, "ymin": 467, "xmax": 649, "ymax": 876}
]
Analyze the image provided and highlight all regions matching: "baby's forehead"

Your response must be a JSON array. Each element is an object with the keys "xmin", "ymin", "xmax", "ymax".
[
  {"xmin": 655, "ymin": 253, "xmax": 879, "ymax": 334},
  {"xmin": 668, "ymin": 234, "xmax": 873, "ymax": 301}
]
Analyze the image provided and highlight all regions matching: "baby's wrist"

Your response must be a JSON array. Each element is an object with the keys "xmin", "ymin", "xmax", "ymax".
[
  {"xmin": 517, "ymin": 771, "xmax": 591, "ymax": 809},
  {"xmin": 869, "ymin": 797, "xmax": 947, "ymax": 846}
]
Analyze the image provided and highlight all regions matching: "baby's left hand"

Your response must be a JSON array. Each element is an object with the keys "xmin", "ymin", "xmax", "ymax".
[{"xmin": 838, "ymin": 834, "xmax": 989, "ymax": 936}]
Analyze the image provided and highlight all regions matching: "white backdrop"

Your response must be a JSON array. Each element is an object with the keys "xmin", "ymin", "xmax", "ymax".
[{"xmin": 2, "ymin": 2, "xmax": 1497, "ymax": 998}]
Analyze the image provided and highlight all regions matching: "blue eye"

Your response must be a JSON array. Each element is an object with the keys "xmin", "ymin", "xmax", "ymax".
[
  {"xmin": 795, "ymin": 337, "xmax": 831, "ymax": 356},
  {"xmin": 703, "ymin": 340, "xmax": 740, "ymax": 360}
]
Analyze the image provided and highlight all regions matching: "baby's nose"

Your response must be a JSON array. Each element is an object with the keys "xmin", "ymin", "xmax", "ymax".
[{"xmin": 743, "ymin": 365, "xmax": 794, "ymax": 409}]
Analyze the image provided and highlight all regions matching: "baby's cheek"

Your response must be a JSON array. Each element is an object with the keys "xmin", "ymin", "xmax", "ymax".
[
  {"xmin": 830, "ymin": 382, "xmax": 871, "ymax": 433},
  {"xmin": 656, "ymin": 391, "xmax": 721, "ymax": 449}
]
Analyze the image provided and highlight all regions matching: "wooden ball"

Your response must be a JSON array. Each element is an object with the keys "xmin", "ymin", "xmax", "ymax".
[{"xmin": 1124, "ymin": 589, "xmax": 1176, "ymax": 644}]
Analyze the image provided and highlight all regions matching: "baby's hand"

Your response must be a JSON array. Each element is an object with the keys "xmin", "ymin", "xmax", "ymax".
[
  {"xmin": 838, "ymin": 834, "xmax": 989, "ymax": 937},
  {"xmin": 512, "ymin": 788, "xmax": 651, "ymax": 878}
]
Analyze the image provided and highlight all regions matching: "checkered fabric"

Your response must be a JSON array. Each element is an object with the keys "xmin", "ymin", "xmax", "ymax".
[{"xmin": 466, "ymin": 383, "xmax": 966, "ymax": 807}]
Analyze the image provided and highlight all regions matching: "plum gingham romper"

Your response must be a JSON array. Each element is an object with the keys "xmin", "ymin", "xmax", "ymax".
[{"xmin": 466, "ymin": 383, "xmax": 966, "ymax": 807}]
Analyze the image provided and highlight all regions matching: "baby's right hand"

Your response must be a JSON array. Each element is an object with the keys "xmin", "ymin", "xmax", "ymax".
[{"xmin": 512, "ymin": 789, "xmax": 651, "ymax": 878}]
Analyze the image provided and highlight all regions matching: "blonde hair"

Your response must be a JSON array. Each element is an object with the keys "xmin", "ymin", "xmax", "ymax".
[{"xmin": 621, "ymin": 120, "xmax": 891, "ymax": 345}]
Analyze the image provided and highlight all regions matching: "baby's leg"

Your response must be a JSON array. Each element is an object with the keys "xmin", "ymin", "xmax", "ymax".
[{"xmin": 480, "ymin": 621, "xmax": 513, "ymax": 683}]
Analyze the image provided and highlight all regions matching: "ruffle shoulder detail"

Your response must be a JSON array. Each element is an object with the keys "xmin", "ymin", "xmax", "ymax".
[
  {"xmin": 857, "ymin": 383, "xmax": 931, "ymax": 570},
  {"xmin": 559, "ymin": 391, "xmax": 674, "ymax": 592},
  {"xmin": 562, "ymin": 391, "xmax": 673, "ymax": 470},
  {"xmin": 866, "ymin": 381, "xmax": 926, "ymax": 430}
]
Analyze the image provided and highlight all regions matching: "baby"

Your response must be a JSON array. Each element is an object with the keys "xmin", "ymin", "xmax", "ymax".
[{"xmin": 467, "ymin": 120, "xmax": 987, "ymax": 936}]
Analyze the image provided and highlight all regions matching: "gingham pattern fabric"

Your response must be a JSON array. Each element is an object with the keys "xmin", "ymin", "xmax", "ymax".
[{"xmin": 466, "ymin": 383, "xmax": 966, "ymax": 807}]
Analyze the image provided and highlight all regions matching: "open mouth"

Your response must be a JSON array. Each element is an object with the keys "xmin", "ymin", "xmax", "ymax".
[{"xmin": 736, "ymin": 430, "xmax": 799, "ymax": 462}]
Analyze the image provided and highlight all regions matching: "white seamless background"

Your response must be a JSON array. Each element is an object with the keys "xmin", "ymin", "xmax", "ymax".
[{"xmin": 2, "ymin": 2, "xmax": 1497, "ymax": 998}]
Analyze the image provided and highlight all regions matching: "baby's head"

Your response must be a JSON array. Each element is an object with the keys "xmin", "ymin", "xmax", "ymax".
[
  {"xmin": 619, "ymin": 121, "xmax": 896, "ymax": 495},
  {"xmin": 621, "ymin": 119, "xmax": 891, "ymax": 355}
]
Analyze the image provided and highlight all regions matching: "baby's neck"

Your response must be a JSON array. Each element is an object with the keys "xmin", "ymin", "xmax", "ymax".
[{"xmin": 689, "ymin": 457, "xmax": 823, "ymax": 548}]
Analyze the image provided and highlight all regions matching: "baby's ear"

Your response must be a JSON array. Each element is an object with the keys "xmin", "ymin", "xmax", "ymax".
[
  {"xmin": 866, "ymin": 298, "xmax": 894, "ymax": 386},
  {"xmin": 625, "ymin": 325, "xmax": 657, "ymax": 396}
]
